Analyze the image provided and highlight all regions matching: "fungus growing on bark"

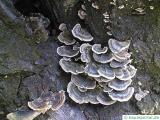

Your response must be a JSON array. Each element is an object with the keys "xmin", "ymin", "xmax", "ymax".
[
  {"xmin": 108, "ymin": 87, "xmax": 135, "ymax": 102},
  {"xmin": 59, "ymin": 23, "xmax": 67, "ymax": 31},
  {"xmin": 92, "ymin": 44, "xmax": 108, "ymax": 54},
  {"xmin": 110, "ymin": 59, "xmax": 132, "ymax": 68},
  {"xmin": 28, "ymin": 90, "xmax": 66, "ymax": 113},
  {"xmin": 57, "ymin": 46, "xmax": 79, "ymax": 57},
  {"xmin": 134, "ymin": 88, "xmax": 149, "ymax": 101},
  {"xmin": 78, "ymin": 9, "xmax": 87, "ymax": 19},
  {"xmin": 50, "ymin": 90, "xmax": 66, "ymax": 111},
  {"xmin": 108, "ymin": 39, "xmax": 130, "ymax": 54},
  {"xmin": 59, "ymin": 58, "xmax": 84, "ymax": 75},
  {"xmin": 58, "ymin": 31, "xmax": 76, "ymax": 45},
  {"xmin": 97, "ymin": 92, "xmax": 116, "ymax": 105},
  {"xmin": 71, "ymin": 74, "xmax": 96, "ymax": 89},
  {"xmin": 93, "ymin": 52, "xmax": 113, "ymax": 63},
  {"xmin": 7, "ymin": 110, "xmax": 41, "ymax": 120},
  {"xmin": 80, "ymin": 43, "xmax": 92, "ymax": 63},
  {"xmin": 57, "ymin": 22, "xmax": 137, "ymax": 105},
  {"xmin": 67, "ymin": 82, "xmax": 100, "ymax": 104},
  {"xmin": 84, "ymin": 63, "xmax": 100, "ymax": 77},
  {"xmin": 98, "ymin": 65, "xmax": 115, "ymax": 80},
  {"xmin": 72, "ymin": 24, "xmax": 93, "ymax": 41},
  {"xmin": 108, "ymin": 78, "xmax": 132, "ymax": 91}
]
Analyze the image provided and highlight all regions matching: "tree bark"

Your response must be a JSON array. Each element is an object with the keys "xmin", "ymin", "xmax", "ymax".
[{"xmin": 0, "ymin": 0, "xmax": 160, "ymax": 120}]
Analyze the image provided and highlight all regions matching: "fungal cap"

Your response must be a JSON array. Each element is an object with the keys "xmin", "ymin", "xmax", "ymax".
[
  {"xmin": 59, "ymin": 23, "xmax": 67, "ymax": 31},
  {"xmin": 72, "ymin": 24, "xmax": 93, "ymax": 41},
  {"xmin": 113, "ymin": 51, "xmax": 131, "ymax": 62},
  {"xmin": 67, "ymin": 82, "xmax": 86, "ymax": 104},
  {"xmin": 116, "ymin": 68, "xmax": 130, "ymax": 80},
  {"xmin": 78, "ymin": 9, "xmax": 87, "ymax": 19},
  {"xmin": 114, "ymin": 68, "xmax": 124, "ymax": 78},
  {"xmin": 110, "ymin": 59, "xmax": 132, "ymax": 68},
  {"xmin": 103, "ymin": 86, "xmax": 113, "ymax": 93},
  {"xmin": 97, "ymin": 92, "xmax": 116, "ymax": 105},
  {"xmin": 57, "ymin": 46, "xmax": 79, "ymax": 57},
  {"xmin": 78, "ymin": 87, "xmax": 88, "ymax": 92},
  {"xmin": 7, "ymin": 110, "xmax": 41, "ymax": 120},
  {"xmin": 98, "ymin": 65, "xmax": 115, "ymax": 80},
  {"xmin": 94, "ymin": 77, "xmax": 112, "ymax": 82},
  {"xmin": 109, "ymin": 87, "xmax": 135, "ymax": 102},
  {"xmin": 81, "ymin": 4, "xmax": 86, "ymax": 10},
  {"xmin": 28, "ymin": 99, "xmax": 52, "ymax": 114},
  {"xmin": 108, "ymin": 78, "xmax": 132, "ymax": 91},
  {"xmin": 127, "ymin": 65, "xmax": 137, "ymax": 78},
  {"xmin": 57, "ymin": 31, "xmax": 76, "ymax": 45},
  {"xmin": 98, "ymin": 82, "xmax": 113, "ymax": 92},
  {"xmin": 80, "ymin": 43, "xmax": 92, "ymax": 63},
  {"xmin": 108, "ymin": 39, "xmax": 130, "ymax": 54},
  {"xmin": 92, "ymin": 44, "xmax": 108, "ymax": 54},
  {"xmin": 67, "ymin": 82, "xmax": 100, "ymax": 104},
  {"xmin": 80, "ymin": 43, "xmax": 92, "ymax": 53},
  {"xmin": 93, "ymin": 52, "xmax": 113, "ymax": 63},
  {"xmin": 59, "ymin": 58, "xmax": 84, "ymax": 75},
  {"xmin": 50, "ymin": 90, "xmax": 66, "ymax": 111},
  {"xmin": 85, "ymin": 63, "xmax": 100, "ymax": 77},
  {"xmin": 71, "ymin": 74, "xmax": 96, "ymax": 89}
]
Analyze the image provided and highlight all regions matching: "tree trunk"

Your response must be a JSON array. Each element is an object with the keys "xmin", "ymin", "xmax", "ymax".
[{"xmin": 0, "ymin": 0, "xmax": 160, "ymax": 120}]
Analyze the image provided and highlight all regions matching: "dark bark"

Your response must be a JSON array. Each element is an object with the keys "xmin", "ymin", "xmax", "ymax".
[{"xmin": 0, "ymin": 0, "xmax": 160, "ymax": 120}]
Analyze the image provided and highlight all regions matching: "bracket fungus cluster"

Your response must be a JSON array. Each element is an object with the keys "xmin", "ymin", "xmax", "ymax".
[
  {"xmin": 57, "ymin": 22, "xmax": 137, "ymax": 105},
  {"xmin": 7, "ymin": 90, "xmax": 65, "ymax": 120}
]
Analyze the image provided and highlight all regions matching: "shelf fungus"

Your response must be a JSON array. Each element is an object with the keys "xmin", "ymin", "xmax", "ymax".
[
  {"xmin": 92, "ymin": 44, "xmax": 108, "ymax": 54},
  {"xmin": 7, "ymin": 91, "xmax": 65, "ymax": 120},
  {"xmin": 28, "ymin": 90, "xmax": 65, "ymax": 113},
  {"xmin": 108, "ymin": 87, "xmax": 135, "ymax": 102},
  {"xmin": 57, "ymin": 46, "xmax": 79, "ymax": 57},
  {"xmin": 78, "ymin": 9, "xmax": 87, "ymax": 20},
  {"xmin": 7, "ymin": 110, "xmax": 41, "ymax": 120},
  {"xmin": 57, "ymin": 23, "xmax": 137, "ymax": 105},
  {"xmin": 72, "ymin": 24, "xmax": 93, "ymax": 41}
]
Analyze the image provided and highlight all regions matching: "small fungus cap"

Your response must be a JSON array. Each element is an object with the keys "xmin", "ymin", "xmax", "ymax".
[
  {"xmin": 59, "ymin": 23, "xmax": 67, "ymax": 31},
  {"xmin": 97, "ymin": 92, "xmax": 116, "ymax": 105},
  {"xmin": 92, "ymin": 44, "xmax": 108, "ymax": 54},
  {"xmin": 57, "ymin": 46, "xmax": 79, "ymax": 57},
  {"xmin": 85, "ymin": 63, "xmax": 100, "ymax": 77},
  {"xmin": 50, "ymin": 90, "xmax": 66, "ymax": 111},
  {"xmin": 71, "ymin": 74, "xmax": 96, "ymax": 89},
  {"xmin": 59, "ymin": 58, "xmax": 84, "ymax": 75},
  {"xmin": 113, "ymin": 51, "xmax": 131, "ymax": 62},
  {"xmin": 28, "ymin": 98, "xmax": 52, "ymax": 113},
  {"xmin": 98, "ymin": 65, "xmax": 115, "ymax": 80},
  {"xmin": 67, "ymin": 82, "xmax": 100, "ymax": 104},
  {"xmin": 93, "ymin": 52, "xmax": 113, "ymax": 64},
  {"xmin": 108, "ymin": 39, "xmax": 130, "ymax": 54},
  {"xmin": 78, "ymin": 9, "xmax": 87, "ymax": 19},
  {"xmin": 108, "ymin": 87, "xmax": 135, "ymax": 102},
  {"xmin": 7, "ymin": 110, "xmax": 41, "ymax": 120},
  {"xmin": 57, "ymin": 31, "xmax": 76, "ymax": 45},
  {"xmin": 72, "ymin": 24, "xmax": 93, "ymax": 41},
  {"xmin": 110, "ymin": 59, "xmax": 132, "ymax": 68},
  {"xmin": 108, "ymin": 78, "xmax": 132, "ymax": 91},
  {"xmin": 80, "ymin": 43, "xmax": 92, "ymax": 63}
]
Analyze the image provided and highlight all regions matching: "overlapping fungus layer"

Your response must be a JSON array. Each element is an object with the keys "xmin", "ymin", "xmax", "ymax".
[{"xmin": 57, "ymin": 23, "xmax": 137, "ymax": 105}]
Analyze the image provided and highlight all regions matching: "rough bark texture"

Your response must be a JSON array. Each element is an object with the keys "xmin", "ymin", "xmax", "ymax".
[{"xmin": 0, "ymin": 0, "xmax": 160, "ymax": 120}]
